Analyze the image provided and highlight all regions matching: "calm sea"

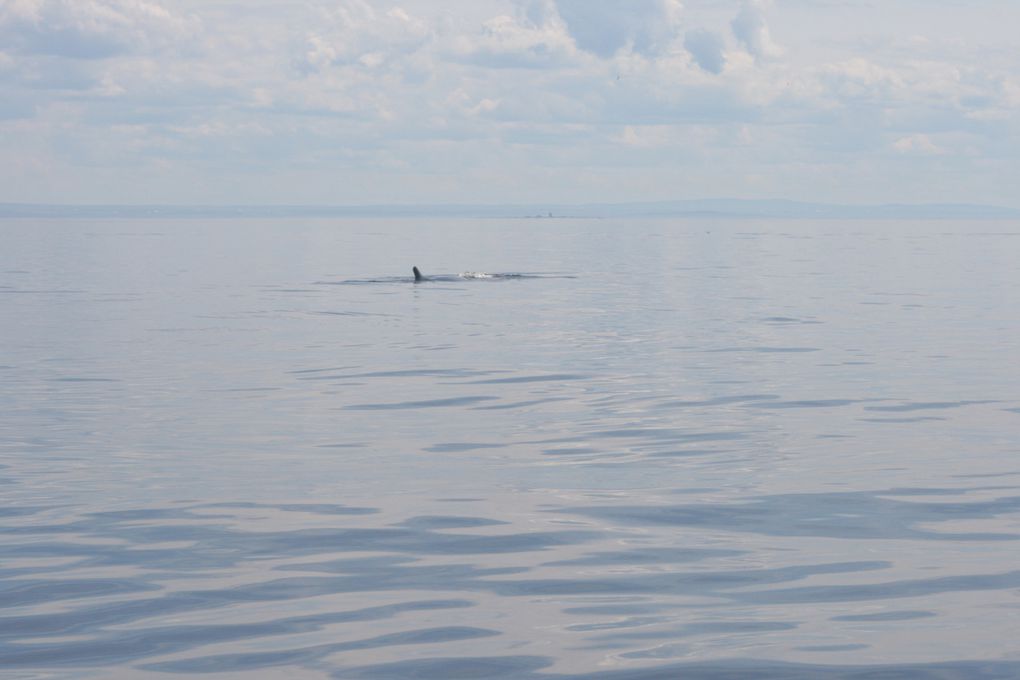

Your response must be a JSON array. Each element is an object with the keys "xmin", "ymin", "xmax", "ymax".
[{"xmin": 2, "ymin": 217, "xmax": 1020, "ymax": 679}]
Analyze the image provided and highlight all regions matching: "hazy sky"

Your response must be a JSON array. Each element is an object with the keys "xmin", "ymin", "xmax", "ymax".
[{"xmin": 2, "ymin": 0, "xmax": 1018, "ymax": 206}]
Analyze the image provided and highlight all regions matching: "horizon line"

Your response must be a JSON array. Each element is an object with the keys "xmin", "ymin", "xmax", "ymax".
[{"xmin": 2, "ymin": 198, "xmax": 1019, "ymax": 220}]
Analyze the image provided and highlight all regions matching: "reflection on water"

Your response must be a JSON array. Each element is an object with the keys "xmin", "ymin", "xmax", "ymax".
[{"xmin": 2, "ymin": 218, "xmax": 1020, "ymax": 678}]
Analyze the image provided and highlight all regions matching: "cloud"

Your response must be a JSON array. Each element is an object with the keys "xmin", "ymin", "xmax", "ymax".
[
  {"xmin": 731, "ymin": 0, "xmax": 782, "ymax": 60},
  {"xmin": 0, "ymin": 0, "xmax": 193, "ymax": 60},
  {"xmin": 453, "ymin": 0, "xmax": 687, "ymax": 68},
  {"xmin": 684, "ymin": 29, "xmax": 727, "ymax": 74},
  {"xmin": 819, "ymin": 58, "xmax": 902, "ymax": 102},
  {"xmin": 892, "ymin": 134, "xmax": 943, "ymax": 155},
  {"xmin": 448, "ymin": 9, "xmax": 577, "ymax": 69},
  {"xmin": 0, "ymin": 1, "xmax": 1017, "ymax": 207},
  {"xmin": 296, "ymin": 2, "xmax": 432, "ymax": 74},
  {"xmin": 616, "ymin": 124, "xmax": 679, "ymax": 149},
  {"xmin": 551, "ymin": 0, "xmax": 683, "ymax": 58},
  {"xmin": 517, "ymin": 0, "xmax": 558, "ymax": 28}
]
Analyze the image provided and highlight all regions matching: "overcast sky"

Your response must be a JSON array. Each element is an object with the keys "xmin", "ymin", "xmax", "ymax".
[{"xmin": 2, "ymin": 0, "xmax": 1018, "ymax": 206}]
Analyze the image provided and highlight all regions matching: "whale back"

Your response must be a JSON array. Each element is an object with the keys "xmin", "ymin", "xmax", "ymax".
[{"xmin": 413, "ymin": 266, "xmax": 424, "ymax": 282}]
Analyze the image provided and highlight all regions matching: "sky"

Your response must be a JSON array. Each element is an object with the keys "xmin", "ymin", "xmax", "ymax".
[{"xmin": 1, "ymin": 0, "xmax": 1018, "ymax": 207}]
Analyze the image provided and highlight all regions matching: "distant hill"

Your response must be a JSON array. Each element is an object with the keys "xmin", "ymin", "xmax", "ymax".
[{"xmin": 2, "ymin": 199, "xmax": 1018, "ymax": 220}]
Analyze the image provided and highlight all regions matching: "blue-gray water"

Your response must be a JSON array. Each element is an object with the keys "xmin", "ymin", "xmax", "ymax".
[{"xmin": 2, "ymin": 218, "xmax": 1020, "ymax": 679}]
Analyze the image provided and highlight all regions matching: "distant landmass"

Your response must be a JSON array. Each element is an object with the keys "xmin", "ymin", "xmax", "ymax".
[{"xmin": 2, "ymin": 199, "xmax": 1018, "ymax": 220}]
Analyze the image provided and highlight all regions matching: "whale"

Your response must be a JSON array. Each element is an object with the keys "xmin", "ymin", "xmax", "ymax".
[
  {"xmin": 321, "ymin": 268, "xmax": 571, "ymax": 286},
  {"xmin": 413, "ymin": 267, "xmax": 501, "ymax": 281},
  {"xmin": 401, "ymin": 267, "xmax": 566, "ymax": 283}
]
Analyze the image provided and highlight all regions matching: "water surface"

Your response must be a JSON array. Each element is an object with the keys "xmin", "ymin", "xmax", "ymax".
[{"xmin": 2, "ymin": 217, "xmax": 1020, "ymax": 678}]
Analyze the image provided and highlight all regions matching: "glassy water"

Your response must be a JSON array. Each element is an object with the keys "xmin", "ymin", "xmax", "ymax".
[{"xmin": 2, "ymin": 218, "xmax": 1020, "ymax": 679}]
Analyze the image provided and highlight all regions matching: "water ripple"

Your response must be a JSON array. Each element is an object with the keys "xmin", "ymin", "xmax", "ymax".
[{"xmin": 559, "ymin": 489, "xmax": 1020, "ymax": 541}]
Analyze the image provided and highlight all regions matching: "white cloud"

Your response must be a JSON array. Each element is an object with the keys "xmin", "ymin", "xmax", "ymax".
[
  {"xmin": 616, "ymin": 124, "xmax": 682, "ymax": 149},
  {"xmin": 819, "ymin": 58, "xmax": 902, "ymax": 101},
  {"xmin": 552, "ymin": 0, "xmax": 683, "ymax": 58},
  {"xmin": 0, "ymin": 0, "xmax": 194, "ymax": 60},
  {"xmin": 0, "ymin": 0, "xmax": 1017, "ymax": 206},
  {"xmin": 893, "ymin": 134, "xmax": 943, "ymax": 155},
  {"xmin": 296, "ymin": 2, "xmax": 432, "ymax": 74},
  {"xmin": 731, "ymin": 0, "xmax": 782, "ymax": 60},
  {"xmin": 447, "ymin": 10, "xmax": 577, "ymax": 69}
]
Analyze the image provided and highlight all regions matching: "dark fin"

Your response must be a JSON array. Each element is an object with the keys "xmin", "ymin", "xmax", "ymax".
[{"xmin": 413, "ymin": 266, "xmax": 424, "ymax": 282}]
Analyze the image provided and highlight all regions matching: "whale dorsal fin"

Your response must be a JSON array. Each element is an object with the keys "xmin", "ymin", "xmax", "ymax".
[{"xmin": 413, "ymin": 266, "xmax": 424, "ymax": 282}]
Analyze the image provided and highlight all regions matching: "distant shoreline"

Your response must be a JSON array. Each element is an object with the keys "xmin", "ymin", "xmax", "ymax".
[{"xmin": 2, "ymin": 200, "xmax": 1019, "ymax": 220}]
